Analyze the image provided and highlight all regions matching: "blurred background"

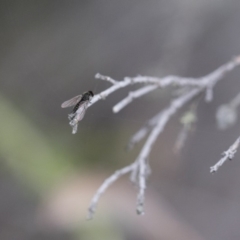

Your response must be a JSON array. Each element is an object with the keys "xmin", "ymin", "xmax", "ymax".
[{"xmin": 1, "ymin": 0, "xmax": 240, "ymax": 239}]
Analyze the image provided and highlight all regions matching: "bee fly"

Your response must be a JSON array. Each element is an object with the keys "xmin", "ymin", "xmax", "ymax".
[{"xmin": 61, "ymin": 91, "xmax": 94, "ymax": 134}]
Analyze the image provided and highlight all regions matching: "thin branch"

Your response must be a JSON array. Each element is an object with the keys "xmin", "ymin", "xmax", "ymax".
[
  {"xmin": 83, "ymin": 56, "xmax": 240, "ymax": 218},
  {"xmin": 202, "ymin": 56, "xmax": 240, "ymax": 101},
  {"xmin": 113, "ymin": 85, "xmax": 159, "ymax": 113},
  {"xmin": 124, "ymin": 56, "xmax": 240, "ymax": 150},
  {"xmin": 87, "ymin": 162, "xmax": 137, "ymax": 220},
  {"xmin": 95, "ymin": 73, "xmax": 118, "ymax": 84},
  {"xmin": 135, "ymin": 88, "xmax": 201, "ymax": 214},
  {"xmin": 210, "ymin": 137, "xmax": 240, "ymax": 173},
  {"xmin": 88, "ymin": 56, "xmax": 240, "ymax": 109},
  {"xmin": 89, "ymin": 76, "xmax": 132, "ymax": 105},
  {"xmin": 90, "ymin": 75, "xmax": 201, "ymax": 107},
  {"xmin": 129, "ymin": 75, "xmax": 207, "ymax": 88},
  {"xmin": 127, "ymin": 111, "xmax": 162, "ymax": 150}
]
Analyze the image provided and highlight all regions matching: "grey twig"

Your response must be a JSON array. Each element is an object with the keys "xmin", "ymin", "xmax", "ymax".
[
  {"xmin": 135, "ymin": 88, "xmax": 201, "ymax": 214},
  {"xmin": 87, "ymin": 162, "xmax": 137, "ymax": 220},
  {"xmin": 127, "ymin": 111, "xmax": 162, "ymax": 151},
  {"xmin": 210, "ymin": 137, "xmax": 240, "ymax": 173},
  {"xmin": 113, "ymin": 85, "xmax": 158, "ymax": 113},
  {"xmin": 85, "ymin": 56, "xmax": 240, "ymax": 218}
]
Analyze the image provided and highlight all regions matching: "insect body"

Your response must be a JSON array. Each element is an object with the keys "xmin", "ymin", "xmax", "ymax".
[{"xmin": 61, "ymin": 91, "xmax": 94, "ymax": 134}]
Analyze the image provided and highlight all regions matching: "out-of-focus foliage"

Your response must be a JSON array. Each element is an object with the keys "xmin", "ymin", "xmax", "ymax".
[{"xmin": 0, "ymin": 94, "xmax": 74, "ymax": 192}]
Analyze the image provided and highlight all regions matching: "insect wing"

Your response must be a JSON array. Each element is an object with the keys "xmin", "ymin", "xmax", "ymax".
[
  {"xmin": 75, "ymin": 101, "xmax": 89, "ymax": 122},
  {"xmin": 61, "ymin": 95, "xmax": 82, "ymax": 108}
]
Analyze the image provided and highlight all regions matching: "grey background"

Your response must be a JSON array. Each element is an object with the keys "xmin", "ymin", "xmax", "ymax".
[{"xmin": 0, "ymin": 0, "xmax": 240, "ymax": 239}]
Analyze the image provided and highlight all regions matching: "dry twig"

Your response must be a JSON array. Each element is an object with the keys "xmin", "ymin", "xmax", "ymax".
[
  {"xmin": 83, "ymin": 56, "xmax": 240, "ymax": 218},
  {"xmin": 210, "ymin": 137, "xmax": 240, "ymax": 173}
]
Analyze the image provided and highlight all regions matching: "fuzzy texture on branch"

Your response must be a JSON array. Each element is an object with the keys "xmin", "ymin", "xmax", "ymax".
[
  {"xmin": 87, "ymin": 162, "xmax": 137, "ymax": 219},
  {"xmin": 210, "ymin": 137, "xmax": 240, "ymax": 173},
  {"xmin": 83, "ymin": 56, "xmax": 240, "ymax": 219},
  {"xmin": 127, "ymin": 111, "xmax": 162, "ymax": 150},
  {"xmin": 113, "ymin": 85, "xmax": 158, "ymax": 113},
  {"xmin": 135, "ymin": 88, "xmax": 201, "ymax": 215},
  {"xmin": 89, "ymin": 56, "xmax": 240, "ymax": 110}
]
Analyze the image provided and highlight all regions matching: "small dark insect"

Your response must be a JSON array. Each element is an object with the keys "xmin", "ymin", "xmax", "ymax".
[{"xmin": 61, "ymin": 91, "xmax": 94, "ymax": 134}]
